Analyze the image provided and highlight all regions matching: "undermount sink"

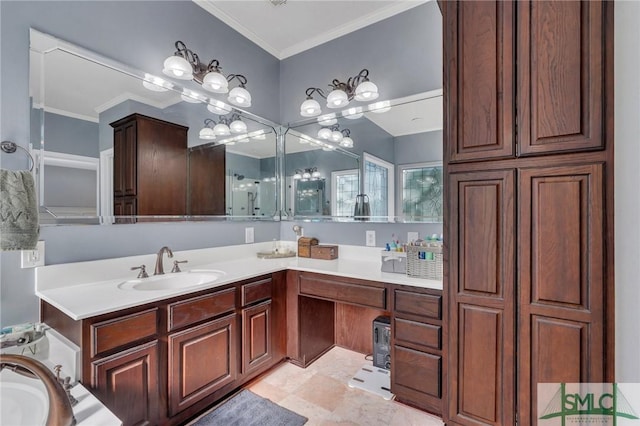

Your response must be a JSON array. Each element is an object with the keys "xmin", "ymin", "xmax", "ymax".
[
  {"xmin": 117, "ymin": 270, "xmax": 226, "ymax": 291},
  {"xmin": 0, "ymin": 370, "xmax": 49, "ymax": 425}
]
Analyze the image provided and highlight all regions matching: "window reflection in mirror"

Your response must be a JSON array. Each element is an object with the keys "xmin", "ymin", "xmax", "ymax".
[
  {"xmin": 30, "ymin": 30, "xmax": 278, "ymax": 224},
  {"xmin": 284, "ymin": 129, "xmax": 360, "ymax": 219}
]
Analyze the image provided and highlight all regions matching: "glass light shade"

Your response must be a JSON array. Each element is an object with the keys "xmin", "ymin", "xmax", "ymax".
[
  {"xmin": 249, "ymin": 130, "xmax": 266, "ymax": 140},
  {"xmin": 330, "ymin": 130, "xmax": 344, "ymax": 143},
  {"xmin": 302, "ymin": 171, "xmax": 311, "ymax": 179},
  {"xmin": 181, "ymin": 89, "xmax": 206, "ymax": 103},
  {"xmin": 326, "ymin": 89, "xmax": 349, "ymax": 108},
  {"xmin": 317, "ymin": 113, "xmax": 337, "ymax": 126},
  {"xmin": 229, "ymin": 119, "xmax": 247, "ymax": 134},
  {"xmin": 342, "ymin": 106, "xmax": 363, "ymax": 120},
  {"xmin": 340, "ymin": 137, "xmax": 354, "ymax": 148},
  {"xmin": 300, "ymin": 98, "xmax": 321, "ymax": 117},
  {"xmin": 311, "ymin": 170, "xmax": 321, "ymax": 178},
  {"xmin": 317, "ymin": 128, "xmax": 332, "ymax": 140},
  {"xmin": 368, "ymin": 100, "xmax": 391, "ymax": 113},
  {"xmin": 142, "ymin": 74, "xmax": 171, "ymax": 92},
  {"xmin": 202, "ymin": 71, "xmax": 229, "ymax": 93},
  {"xmin": 199, "ymin": 127, "xmax": 216, "ymax": 140},
  {"xmin": 162, "ymin": 55, "xmax": 193, "ymax": 80},
  {"xmin": 213, "ymin": 123, "xmax": 231, "ymax": 136},
  {"xmin": 207, "ymin": 100, "xmax": 232, "ymax": 115},
  {"xmin": 228, "ymin": 86, "xmax": 252, "ymax": 107},
  {"xmin": 354, "ymin": 80, "xmax": 379, "ymax": 101},
  {"xmin": 293, "ymin": 172, "xmax": 302, "ymax": 180}
]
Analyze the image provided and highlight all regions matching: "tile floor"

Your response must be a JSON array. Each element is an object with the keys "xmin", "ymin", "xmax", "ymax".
[{"xmin": 246, "ymin": 346, "xmax": 445, "ymax": 426}]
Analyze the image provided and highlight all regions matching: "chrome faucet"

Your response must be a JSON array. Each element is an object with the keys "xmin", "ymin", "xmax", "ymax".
[{"xmin": 154, "ymin": 246, "xmax": 173, "ymax": 275}]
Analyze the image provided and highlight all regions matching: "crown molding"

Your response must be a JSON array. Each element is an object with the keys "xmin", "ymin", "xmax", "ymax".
[{"xmin": 194, "ymin": 0, "xmax": 428, "ymax": 60}]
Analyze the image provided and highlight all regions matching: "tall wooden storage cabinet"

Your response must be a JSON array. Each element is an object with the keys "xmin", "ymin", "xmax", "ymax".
[
  {"xmin": 443, "ymin": 1, "xmax": 613, "ymax": 425},
  {"xmin": 111, "ymin": 113, "xmax": 188, "ymax": 218}
]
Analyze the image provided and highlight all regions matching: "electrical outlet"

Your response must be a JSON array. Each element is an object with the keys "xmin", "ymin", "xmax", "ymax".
[
  {"xmin": 407, "ymin": 232, "xmax": 419, "ymax": 243},
  {"xmin": 21, "ymin": 241, "xmax": 45, "ymax": 268},
  {"xmin": 366, "ymin": 230, "xmax": 376, "ymax": 247},
  {"xmin": 245, "ymin": 227, "xmax": 254, "ymax": 244}
]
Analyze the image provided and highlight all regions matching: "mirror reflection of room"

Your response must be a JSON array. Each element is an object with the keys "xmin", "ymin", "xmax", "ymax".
[
  {"xmin": 283, "ymin": 1, "xmax": 443, "ymax": 222},
  {"xmin": 29, "ymin": 31, "xmax": 277, "ymax": 222}
]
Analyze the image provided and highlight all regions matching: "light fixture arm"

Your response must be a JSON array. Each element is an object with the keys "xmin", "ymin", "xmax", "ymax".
[
  {"xmin": 305, "ymin": 87, "xmax": 326, "ymax": 99},
  {"xmin": 227, "ymin": 74, "xmax": 248, "ymax": 87},
  {"xmin": 203, "ymin": 118, "xmax": 216, "ymax": 128}
]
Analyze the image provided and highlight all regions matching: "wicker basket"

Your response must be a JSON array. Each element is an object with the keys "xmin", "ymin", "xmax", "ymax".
[{"xmin": 406, "ymin": 244, "xmax": 443, "ymax": 280}]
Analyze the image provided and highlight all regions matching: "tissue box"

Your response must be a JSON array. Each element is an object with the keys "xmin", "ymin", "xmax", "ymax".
[
  {"xmin": 297, "ymin": 237, "xmax": 319, "ymax": 258},
  {"xmin": 381, "ymin": 251, "xmax": 407, "ymax": 274},
  {"xmin": 311, "ymin": 245, "xmax": 339, "ymax": 260}
]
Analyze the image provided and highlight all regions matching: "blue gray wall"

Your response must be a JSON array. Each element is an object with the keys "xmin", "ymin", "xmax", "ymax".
[
  {"xmin": 394, "ymin": 130, "xmax": 443, "ymax": 166},
  {"xmin": 43, "ymin": 112, "xmax": 99, "ymax": 157},
  {"xmin": 280, "ymin": 1, "xmax": 442, "ymax": 123}
]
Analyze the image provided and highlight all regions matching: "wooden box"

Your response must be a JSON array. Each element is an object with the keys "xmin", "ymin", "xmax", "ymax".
[
  {"xmin": 310, "ymin": 245, "xmax": 339, "ymax": 260},
  {"xmin": 298, "ymin": 237, "xmax": 319, "ymax": 258}
]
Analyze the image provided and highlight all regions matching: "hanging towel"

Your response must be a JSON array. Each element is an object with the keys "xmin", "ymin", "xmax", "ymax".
[{"xmin": 0, "ymin": 170, "xmax": 39, "ymax": 251}]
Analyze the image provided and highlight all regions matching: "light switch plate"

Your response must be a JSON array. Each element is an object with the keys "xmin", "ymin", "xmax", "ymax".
[
  {"xmin": 21, "ymin": 240, "xmax": 45, "ymax": 268},
  {"xmin": 366, "ymin": 230, "xmax": 376, "ymax": 247},
  {"xmin": 245, "ymin": 227, "xmax": 255, "ymax": 244},
  {"xmin": 407, "ymin": 232, "xmax": 419, "ymax": 243}
]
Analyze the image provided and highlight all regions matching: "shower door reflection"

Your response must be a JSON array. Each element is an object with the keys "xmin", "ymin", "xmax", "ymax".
[{"xmin": 227, "ymin": 172, "xmax": 276, "ymax": 217}]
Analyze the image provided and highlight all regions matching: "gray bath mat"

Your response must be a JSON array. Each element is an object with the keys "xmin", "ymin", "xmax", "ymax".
[{"xmin": 190, "ymin": 390, "xmax": 307, "ymax": 426}]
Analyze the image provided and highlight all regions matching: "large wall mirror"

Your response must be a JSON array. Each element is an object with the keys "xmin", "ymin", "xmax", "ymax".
[
  {"xmin": 29, "ymin": 29, "xmax": 278, "ymax": 224},
  {"xmin": 285, "ymin": 90, "xmax": 443, "ymax": 223}
]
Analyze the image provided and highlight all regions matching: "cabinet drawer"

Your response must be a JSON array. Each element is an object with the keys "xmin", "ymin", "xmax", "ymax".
[
  {"xmin": 168, "ymin": 288, "xmax": 236, "ymax": 332},
  {"xmin": 299, "ymin": 275, "xmax": 386, "ymax": 309},
  {"xmin": 393, "ymin": 345, "xmax": 441, "ymax": 398},
  {"xmin": 394, "ymin": 318, "xmax": 441, "ymax": 351},
  {"xmin": 91, "ymin": 308, "xmax": 158, "ymax": 357},
  {"xmin": 394, "ymin": 290, "xmax": 441, "ymax": 320},
  {"xmin": 242, "ymin": 278, "xmax": 272, "ymax": 306}
]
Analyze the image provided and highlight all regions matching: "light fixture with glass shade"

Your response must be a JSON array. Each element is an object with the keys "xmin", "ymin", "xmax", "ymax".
[
  {"xmin": 207, "ymin": 100, "xmax": 232, "ymax": 115},
  {"xmin": 299, "ymin": 69, "xmax": 379, "ymax": 117},
  {"xmin": 228, "ymin": 114, "xmax": 247, "ymax": 134},
  {"xmin": 181, "ymin": 88, "xmax": 207, "ymax": 103},
  {"xmin": 142, "ymin": 74, "xmax": 173, "ymax": 92},
  {"xmin": 368, "ymin": 100, "xmax": 391, "ymax": 113},
  {"xmin": 163, "ymin": 41, "xmax": 252, "ymax": 107},
  {"xmin": 342, "ymin": 106, "xmax": 363, "ymax": 119},
  {"xmin": 199, "ymin": 119, "xmax": 217, "ymax": 140},
  {"xmin": 317, "ymin": 113, "xmax": 337, "ymax": 126}
]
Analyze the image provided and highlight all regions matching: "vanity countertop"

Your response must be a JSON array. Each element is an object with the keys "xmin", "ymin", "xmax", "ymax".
[{"xmin": 36, "ymin": 242, "xmax": 442, "ymax": 321}]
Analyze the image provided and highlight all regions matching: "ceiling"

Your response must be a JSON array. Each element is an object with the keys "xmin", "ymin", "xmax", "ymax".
[{"xmin": 194, "ymin": 0, "xmax": 428, "ymax": 60}]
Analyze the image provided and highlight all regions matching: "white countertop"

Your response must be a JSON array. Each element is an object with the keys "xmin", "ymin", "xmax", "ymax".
[{"xmin": 36, "ymin": 242, "xmax": 442, "ymax": 321}]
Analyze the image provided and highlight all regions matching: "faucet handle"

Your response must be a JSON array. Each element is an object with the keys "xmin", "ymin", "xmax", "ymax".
[
  {"xmin": 131, "ymin": 265, "xmax": 149, "ymax": 278},
  {"xmin": 171, "ymin": 260, "xmax": 188, "ymax": 273}
]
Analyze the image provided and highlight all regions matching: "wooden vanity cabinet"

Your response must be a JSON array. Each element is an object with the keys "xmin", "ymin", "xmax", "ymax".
[
  {"xmin": 41, "ymin": 272, "xmax": 287, "ymax": 426},
  {"xmin": 390, "ymin": 285, "xmax": 443, "ymax": 415}
]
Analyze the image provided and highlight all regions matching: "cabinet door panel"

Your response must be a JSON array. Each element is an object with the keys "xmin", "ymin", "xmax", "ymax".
[
  {"xmin": 518, "ymin": 164, "xmax": 605, "ymax": 423},
  {"xmin": 91, "ymin": 341, "xmax": 158, "ymax": 426},
  {"xmin": 168, "ymin": 314, "xmax": 237, "ymax": 416},
  {"xmin": 242, "ymin": 300, "xmax": 272, "ymax": 375},
  {"xmin": 446, "ymin": 0, "xmax": 515, "ymax": 162},
  {"xmin": 518, "ymin": 1, "xmax": 605, "ymax": 154},
  {"xmin": 448, "ymin": 170, "xmax": 515, "ymax": 425},
  {"xmin": 123, "ymin": 122, "xmax": 137, "ymax": 196}
]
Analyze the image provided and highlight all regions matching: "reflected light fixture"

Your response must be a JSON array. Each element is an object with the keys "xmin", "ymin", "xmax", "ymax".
[
  {"xmin": 181, "ymin": 88, "xmax": 207, "ymax": 103},
  {"xmin": 208, "ymin": 100, "xmax": 232, "ymax": 115},
  {"xmin": 316, "ymin": 125, "xmax": 354, "ymax": 148},
  {"xmin": 368, "ymin": 100, "xmax": 391, "ymax": 113},
  {"xmin": 142, "ymin": 74, "xmax": 173, "ymax": 92},
  {"xmin": 228, "ymin": 114, "xmax": 247, "ymax": 134},
  {"xmin": 293, "ymin": 167, "xmax": 321, "ymax": 180},
  {"xmin": 199, "ymin": 119, "xmax": 216, "ymax": 140},
  {"xmin": 299, "ymin": 69, "xmax": 379, "ymax": 117},
  {"xmin": 163, "ymin": 41, "xmax": 252, "ymax": 107}
]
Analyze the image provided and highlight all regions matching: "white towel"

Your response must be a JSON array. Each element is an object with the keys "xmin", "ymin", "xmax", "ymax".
[{"xmin": 0, "ymin": 170, "xmax": 39, "ymax": 250}]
